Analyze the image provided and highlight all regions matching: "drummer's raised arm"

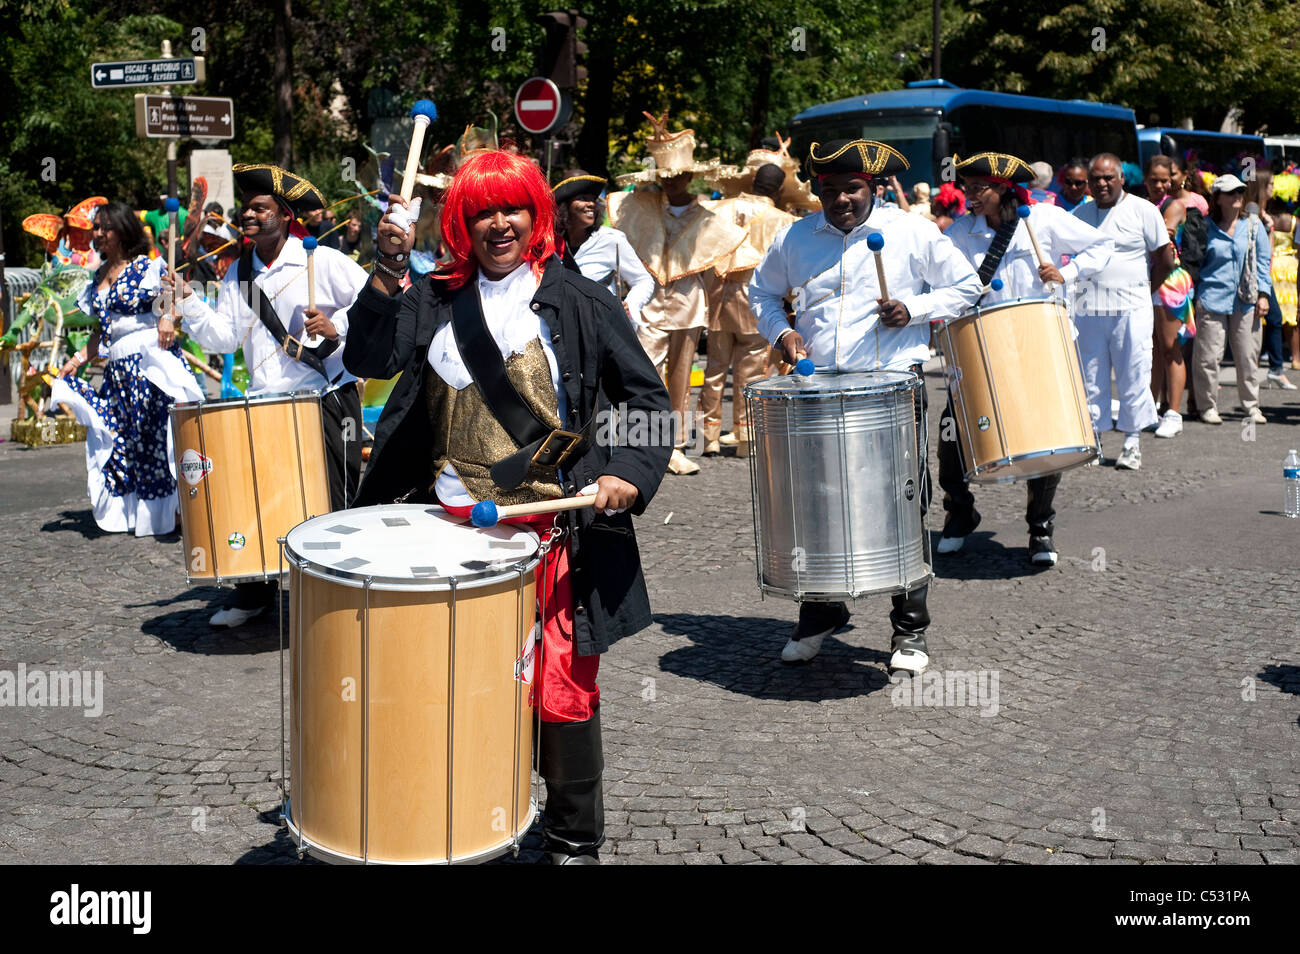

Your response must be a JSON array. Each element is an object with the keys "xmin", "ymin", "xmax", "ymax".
[
  {"xmin": 342, "ymin": 272, "xmax": 426, "ymax": 381},
  {"xmin": 175, "ymin": 268, "xmax": 252, "ymax": 355},
  {"xmin": 901, "ymin": 233, "xmax": 983, "ymax": 325}
]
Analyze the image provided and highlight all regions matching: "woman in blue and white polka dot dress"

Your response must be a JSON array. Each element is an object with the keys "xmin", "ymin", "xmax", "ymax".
[{"xmin": 52, "ymin": 202, "xmax": 203, "ymax": 536}]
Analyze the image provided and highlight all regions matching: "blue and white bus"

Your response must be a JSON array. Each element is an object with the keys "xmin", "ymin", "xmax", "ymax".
[
  {"xmin": 788, "ymin": 80, "xmax": 1140, "ymax": 190},
  {"xmin": 1137, "ymin": 127, "xmax": 1266, "ymax": 174}
]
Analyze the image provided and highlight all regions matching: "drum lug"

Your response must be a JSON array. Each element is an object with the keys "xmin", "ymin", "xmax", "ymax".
[{"xmin": 189, "ymin": 487, "xmax": 197, "ymax": 498}]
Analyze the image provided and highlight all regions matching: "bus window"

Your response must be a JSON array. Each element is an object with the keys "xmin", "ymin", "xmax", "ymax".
[{"xmin": 948, "ymin": 106, "xmax": 1138, "ymax": 174}]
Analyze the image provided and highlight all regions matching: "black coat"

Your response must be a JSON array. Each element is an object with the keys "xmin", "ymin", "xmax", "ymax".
[{"xmin": 343, "ymin": 257, "xmax": 672, "ymax": 656}]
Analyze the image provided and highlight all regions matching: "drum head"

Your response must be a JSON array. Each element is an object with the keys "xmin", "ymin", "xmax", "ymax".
[
  {"xmin": 746, "ymin": 370, "xmax": 918, "ymax": 397},
  {"xmin": 171, "ymin": 389, "xmax": 323, "ymax": 411},
  {"xmin": 284, "ymin": 504, "xmax": 540, "ymax": 590}
]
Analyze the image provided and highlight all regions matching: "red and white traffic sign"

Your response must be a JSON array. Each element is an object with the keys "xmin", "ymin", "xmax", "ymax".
[{"xmin": 514, "ymin": 77, "xmax": 563, "ymax": 135}]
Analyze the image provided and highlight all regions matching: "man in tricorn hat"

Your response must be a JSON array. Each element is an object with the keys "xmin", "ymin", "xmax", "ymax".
[
  {"xmin": 941, "ymin": 152, "xmax": 1112, "ymax": 567},
  {"xmin": 164, "ymin": 162, "xmax": 371, "ymax": 627},
  {"xmin": 749, "ymin": 139, "xmax": 983, "ymax": 675},
  {"xmin": 611, "ymin": 112, "xmax": 747, "ymax": 475}
]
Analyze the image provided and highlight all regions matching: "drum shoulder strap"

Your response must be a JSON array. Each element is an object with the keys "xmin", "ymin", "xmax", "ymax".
[
  {"xmin": 978, "ymin": 217, "xmax": 1020, "ymax": 287},
  {"xmin": 237, "ymin": 246, "xmax": 339, "ymax": 383}
]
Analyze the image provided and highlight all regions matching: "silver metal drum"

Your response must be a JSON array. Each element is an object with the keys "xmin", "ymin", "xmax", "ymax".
[{"xmin": 745, "ymin": 371, "xmax": 931, "ymax": 601}]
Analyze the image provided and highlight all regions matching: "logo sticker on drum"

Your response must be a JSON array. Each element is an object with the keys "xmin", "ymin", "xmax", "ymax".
[
  {"xmin": 977, "ymin": 416, "xmax": 991, "ymax": 431},
  {"xmin": 904, "ymin": 478, "xmax": 916, "ymax": 501},
  {"xmin": 515, "ymin": 623, "xmax": 538, "ymax": 685},
  {"xmin": 179, "ymin": 448, "xmax": 213, "ymax": 486},
  {"xmin": 227, "ymin": 532, "xmax": 246, "ymax": 551}
]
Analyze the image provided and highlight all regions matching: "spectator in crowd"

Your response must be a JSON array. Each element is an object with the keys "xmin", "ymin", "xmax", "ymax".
[
  {"xmin": 1029, "ymin": 161, "xmax": 1058, "ymax": 205},
  {"xmin": 1171, "ymin": 157, "xmax": 1210, "ymax": 216},
  {"xmin": 1246, "ymin": 169, "xmax": 1296, "ymax": 389},
  {"xmin": 1191, "ymin": 174, "xmax": 1272, "ymax": 425},
  {"xmin": 930, "ymin": 182, "xmax": 965, "ymax": 231},
  {"xmin": 909, "ymin": 181, "xmax": 933, "ymax": 219},
  {"xmin": 1145, "ymin": 154, "xmax": 1195, "ymax": 435},
  {"xmin": 1052, "ymin": 158, "xmax": 1092, "ymax": 212}
]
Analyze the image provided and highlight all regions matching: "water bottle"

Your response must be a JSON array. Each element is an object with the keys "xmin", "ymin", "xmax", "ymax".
[{"xmin": 1286, "ymin": 450, "xmax": 1300, "ymax": 518}]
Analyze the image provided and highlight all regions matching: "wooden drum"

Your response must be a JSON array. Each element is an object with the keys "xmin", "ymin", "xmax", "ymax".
[
  {"xmin": 281, "ymin": 505, "xmax": 540, "ymax": 865},
  {"xmin": 938, "ymin": 297, "xmax": 1099, "ymax": 483},
  {"xmin": 171, "ymin": 391, "xmax": 330, "ymax": 582}
]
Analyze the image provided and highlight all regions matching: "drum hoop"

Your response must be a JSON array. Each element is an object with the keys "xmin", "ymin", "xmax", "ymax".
[
  {"xmin": 946, "ymin": 296, "xmax": 1064, "ymax": 324},
  {"xmin": 966, "ymin": 445, "xmax": 1099, "ymax": 484},
  {"xmin": 744, "ymin": 370, "xmax": 922, "ymax": 399},
  {"xmin": 171, "ymin": 388, "xmax": 325, "ymax": 411},
  {"xmin": 284, "ymin": 505, "xmax": 542, "ymax": 590}
]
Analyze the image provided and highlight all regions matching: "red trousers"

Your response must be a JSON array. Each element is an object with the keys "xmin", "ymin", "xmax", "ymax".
[{"xmin": 440, "ymin": 503, "xmax": 599, "ymax": 723}]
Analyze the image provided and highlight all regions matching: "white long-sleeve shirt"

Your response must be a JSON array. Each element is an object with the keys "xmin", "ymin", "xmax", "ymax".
[
  {"xmin": 572, "ymin": 226, "xmax": 656, "ymax": 324},
  {"xmin": 179, "ymin": 236, "xmax": 368, "ymax": 393},
  {"xmin": 945, "ymin": 202, "xmax": 1113, "ymax": 304},
  {"xmin": 748, "ymin": 207, "xmax": 982, "ymax": 372}
]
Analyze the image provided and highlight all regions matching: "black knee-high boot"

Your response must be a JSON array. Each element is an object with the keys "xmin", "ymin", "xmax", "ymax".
[{"xmin": 538, "ymin": 708, "xmax": 604, "ymax": 863}]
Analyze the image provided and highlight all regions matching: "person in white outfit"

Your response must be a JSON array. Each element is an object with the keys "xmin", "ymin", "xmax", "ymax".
[{"xmin": 1071, "ymin": 153, "xmax": 1174, "ymax": 471}]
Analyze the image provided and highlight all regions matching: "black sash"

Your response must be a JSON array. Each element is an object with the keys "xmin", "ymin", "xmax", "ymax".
[
  {"xmin": 448, "ymin": 281, "xmax": 593, "ymax": 491},
  {"xmin": 238, "ymin": 247, "xmax": 340, "ymax": 384},
  {"xmin": 978, "ymin": 217, "xmax": 1020, "ymax": 286}
]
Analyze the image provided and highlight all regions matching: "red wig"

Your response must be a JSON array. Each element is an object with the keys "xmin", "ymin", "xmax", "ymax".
[{"xmin": 437, "ymin": 150, "xmax": 556, "ymax": 289}]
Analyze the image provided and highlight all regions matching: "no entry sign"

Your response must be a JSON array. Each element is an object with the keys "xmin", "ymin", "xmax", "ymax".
[{"xmin": 514, "ymin": 77, "xmax": 564, "ymax": 135}]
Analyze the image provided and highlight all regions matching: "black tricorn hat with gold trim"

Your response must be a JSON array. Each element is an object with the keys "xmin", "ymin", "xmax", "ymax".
[
  {"xmin": 552, "ymin": 174, "xmax": 608, "ymax": 206},
  {"xmin": 232, "ymin": 163, "xmax": 326, "ymax": 216},
  {"xmin": 807, "ymin": 139, "xmax": 910, "ymax": 179},
  {"xmin": 953, "ymin": 152, "xmax": 1036, "ymax": 184}
]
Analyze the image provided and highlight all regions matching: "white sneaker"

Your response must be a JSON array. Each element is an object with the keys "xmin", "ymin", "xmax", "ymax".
[
  {"xmin": 667, "ymin": 449, "xmax": 700, "ymax": 475},
  {"xmin": 1116, "ymin": 444, "xmax": 1141, "ymax": 470},
  {"xmin": 209, "ymin": 605, "xmax": 265, "ymax": 628},
  {"xmin": 780, "ymin": 633, "xmax": 826, "ymax": 663},
  {"xmin": 888, "ymin": 646, "xmax": 930, "ymax": 675},
  {"xmin": 1244, "ymin": 407, "xmax": 1267, "ymax": 425},
  {"xmin": 936, "ymin": 535, "xmax": 966, "ymax": 554},
  {"xmin": 718, "ymin": 432, "xmax": 740, "ymax": 446},
  {"xmin": 1154, "ymin": 410, "xmax": 1182, "ymax": 438},
  {"xmin": 1266, "ymin": 371, "xmax": 1298, "ymax": 390},
  {"xmin": 1200, "ymin": 408, "xmax": 1223, "ymax": 425}
]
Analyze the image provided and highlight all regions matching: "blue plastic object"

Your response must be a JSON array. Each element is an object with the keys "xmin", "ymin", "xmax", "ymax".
[
  {"xmin": 1016, "ymin": 203, "xmax": 1032, "ymax": 219},
  {"xmin": 164, "ymin": 197, "xmax": 180, "ymax": 213},
  {"xmin": 991, "ymin": 278, "xmax": 1004, "ymax": 291},
  {"xmin": 866, "ymin": 232, "xmax": 885, "ymax": 252},
  {"xmin": 795, "ymin": 358, "xmax": 816, "ymax": 377},
  {"xmin": 470, "ymin": 500, "xmax": 498, "ymax": 528},
  {"xmin": 302, "ymin": 235, "xmax": 318, "ymax": 251}
]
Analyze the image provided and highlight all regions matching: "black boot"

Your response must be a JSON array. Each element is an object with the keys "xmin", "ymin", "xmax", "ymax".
[
  {"xmin": 538, "ymin": 709, "xmax": 604, "ymax": 864},
  {"xmin": 1026, "ymin": 475, "xmax": 1061, "ymax": 566},
  {"xmin": 888, "ymin": 585, "xmax": 931, "ymax": 676}
]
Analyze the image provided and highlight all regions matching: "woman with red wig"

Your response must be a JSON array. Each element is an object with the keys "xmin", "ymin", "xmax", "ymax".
[{"xmin": 344, "ymin": 149, "xmax": 672, "ymax": 864}]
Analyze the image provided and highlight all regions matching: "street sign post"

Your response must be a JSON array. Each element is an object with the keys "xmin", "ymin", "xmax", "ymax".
[
  {"xmin": 513, "ymin": 77, "xmax": 566, "ymax": 136},
  {"xmin": 91, "ymin": 57, "xmax": 205, "ymax": 89},
  {"xmin": 134, "ymin": 95, "xmax": 235, "ymax": 140}
]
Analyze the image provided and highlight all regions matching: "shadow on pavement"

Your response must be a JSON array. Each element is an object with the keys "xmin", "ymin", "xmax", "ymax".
[
  {"xmin": 928, "ymin": 531, "xmax": 1048, "ymax": 581},
  {"xmin": 40, "ymin": 508, "xmax": 108, "ymax": 539},
  {"xmin": 142, "ymin": 598, "xmax": 282, "ymax": 655},
  {"xmin": 653, "ymin": 611, "xmax": 893, "ymax": 702}
]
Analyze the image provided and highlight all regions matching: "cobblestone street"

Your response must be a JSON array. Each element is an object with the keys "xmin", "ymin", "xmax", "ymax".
[{"xmin": 1, "ymin": 363, "xmax": 1298, "ymax": 865}]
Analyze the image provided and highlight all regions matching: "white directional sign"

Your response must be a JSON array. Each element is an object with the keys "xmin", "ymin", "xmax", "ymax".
[
  {"xmin": 91, "ymin": 58, "xmax": 205, "ymax": 89},
  {"xmin": 134, "ymin": 94, "xmax": 234, "ymax": 140}
]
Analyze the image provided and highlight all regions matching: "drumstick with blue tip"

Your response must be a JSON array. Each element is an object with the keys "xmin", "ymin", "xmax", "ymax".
[
  {"xmin": 1016, "ymin": 204, "xmax": 1056, "ymax": 292},
  {"xmin": 302, "ymin": 235, "xmax": 322, "ymax": 347},
  {"xmin": 979, "ymin": 277, "xmax": 1004, "ymax": 296},
  {"xmin": 867, "ymin": 232, "xmax": 889, "ymax": 299},
  {"xmin": 470, "ymin": 495, "xmax": 597, "ymax": 528}
]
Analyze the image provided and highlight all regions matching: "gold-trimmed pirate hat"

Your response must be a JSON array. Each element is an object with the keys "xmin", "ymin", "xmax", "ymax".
[
  {"xmin": 232, "ymin": 163, "xmax": 326, "ymax": 216},
  {"xmin": 615, "ymin": 110, "xmax": 738, "ymax": 187},
  {"xmin": 953, "ymin": 152, "xmax": 1036, "ymax": 184},
  {"xmin": 806, "ymin": 139, "xmax": 910, "ymax": 179},
  {"xmin": 553, "ymin": 174, "xmax": 608, "ymax": 205}
]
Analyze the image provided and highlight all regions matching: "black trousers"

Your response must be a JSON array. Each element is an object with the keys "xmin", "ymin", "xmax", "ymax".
[
  {"xmin": 936, "ymin": 397, "xmax": 1060, "ymax": 537},
  {"xmin": 234, "ymin": 383, "xmax": 362, "ymax": 611}
]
